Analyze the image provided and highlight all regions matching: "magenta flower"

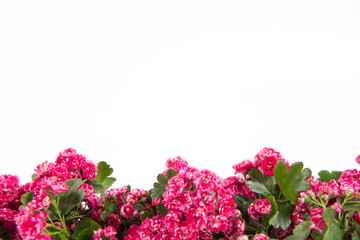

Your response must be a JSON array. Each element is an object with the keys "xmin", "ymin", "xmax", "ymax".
[
  {"xmin": 254, "ymin": 199, "xmax": 272, "ymax": 215},
  {"xmin": 253, "ymin": 233, "xmax": 269, "ymax": 240}
]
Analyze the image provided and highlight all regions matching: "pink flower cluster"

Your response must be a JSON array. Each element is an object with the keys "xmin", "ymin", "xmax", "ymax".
[
  {"xmin": 1, "ymin": 147, "xmax": 360, "ymax": 239},
  {"xmin": 123, "ymin": 156, "xmax": 248, "ymax": 240},
  {"xmin": 233, "ymin": 147, "xmax": 289, "ymax": 176}
]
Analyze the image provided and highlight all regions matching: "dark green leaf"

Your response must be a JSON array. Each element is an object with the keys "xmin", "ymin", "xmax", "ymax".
[
  {"xmin": 269, "ymin": 201, "xmax": 293, "ymax": 230},
  {"xmin": 157, "ymin": 174, "xmax": 168, "ymax": 186},
  {"xmin": 71, "ymin": 219, "xmax": 101, "ymax": 239},
  {"xmin": 234, "ymin": 195, "xmax": 253, "ymax": 221},
  {"xmin": 150, "ymin": 186, "xmax": 166, "ymax": 199},
  {"xmin": 317, "ymin": 170, "xmax": 343, "ymax": 183},
  {"xmin": 246, "ymin": 169, "xmax": 276, "ymax": 195},
  {"xmin": 156, "ymin": 201, "xmax": 169, "ymax": 216},
  {"xmin": 104, "ymin": 198, "xmax": 117, "ymax": 213},
  {"xmin": 140, "ymin": 211, "xmax": 153, "ymax": 221},
  {"xmin": 58, "ymin": 179, "xmax": 86, "ymax": 215},
  {"xmin": 284, "ymin": 220, "xmax": 311, "ymax": 240},
  {"xmin": 166, "ymin": 168, "xmax": 177, "ymax": 179},
  {"xmin": 93, "ymin": 161, "xmax": 116, "ymax": 191},
  {"xmin": 274, "ymin": 161, "xmax": 299, "ymax": 204}
]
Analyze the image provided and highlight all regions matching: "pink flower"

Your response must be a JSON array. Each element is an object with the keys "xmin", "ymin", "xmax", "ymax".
[
  {"xmin": 206, "ymin": 214, "xmax": 229, "ymax": 233},
  {"xmin": 217, "ymin": 195, "xmax": 236, "ymax": 218},
  {"xmin": 0, "ymin": 208, "xmax": 18, "ymax": 232},
  {"xmin": 255, "ymin": 147, "xmax": 287, "ymax": 176},
  {"xmin": 310, "ymin": 208, "xmax": 326, "ymax": 233},
  {"xmin": 15, "ymin": 208, "xmax": 48, "ymax": 239},
  {"xmin": 104, "ymin": 226, "xmax": 117, "ymax": 238},
  {"xmin": 120, "ymin": 203, "xmax": 135, "ymax": 220},
  {"xmin": 356, "ymin": 155, "xmax": 360, "ymax": 164},
  {"xmin": 0, "ymin": 174, "xmax": 20, "ymax": 208},
  {"xmin": 254, "ymin": 199, "xmax": 271, "ymax": 215},
  {"xmin": 291, "ymin": 212, "xmax": 304, "ymax": 227},
  {"xmin": 236, "ymin": 236, "xmax": 249, "ymax": 240},
  {"xmin": 50, "ymin": 181, "xmax": 68, "ymax": 194},
  {"xmin": 151, "ymin": 198, "xmax": 161, "ymax": 206},
  {"xmin": 253, "ymin": 233, "xmax": 269, "ymax": 240},
  {"xmin": 165, "ymin": 156, "xmax": 188, "ymax": 171},
  {"xmin": 107, "ymin": 214, "xmax": 121, "ymax": 229},
  {"xmin": 93, "ymin": 228, "xmax": 103, "ymax": 238},
  {"xmin": 164, "ymin": 210, "xmax": 181, "ymax": 230},
  {"xmin": 332, "ymin": 202, "xmax": 343, "ymax": 213},
  {"xmin": 125, "ymin": 192, "xmax": 138, "ymax": 205},
  {"xmin": 248, "ymin": 203, "xmax": 261, "ymax": 220},
  {"xmin": 233, "ymin": 160, "xmax": 254, "ymax": 174}
]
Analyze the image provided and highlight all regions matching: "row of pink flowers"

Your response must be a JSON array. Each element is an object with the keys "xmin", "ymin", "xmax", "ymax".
[{"xmin": 1, "ymin": 147, "xmax": 360, "ymax": 239}]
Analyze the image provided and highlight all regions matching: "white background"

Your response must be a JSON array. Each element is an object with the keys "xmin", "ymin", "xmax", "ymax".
[{"xmin": 1, "ymin": 1, "xmax": 360, "ymax": 190}]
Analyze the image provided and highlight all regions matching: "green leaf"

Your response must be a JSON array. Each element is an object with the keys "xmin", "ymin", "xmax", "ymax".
[
  {"xmin": 104, "ymin": 198, "xmax": 117, "ymax": 213},
  {"xmin": 352, "ymin": 231, "xmax": 360, "ymax": 240},
  {"xmin": 71, "ymin": 219, "xmax": 101, "ymax": 239},
  {"xmin": 274, "ymin": 161, "xmax": 299, "ymax": 204},
  {"xmin": 317, "ymin": 170, "xmax": 343, "ymax": 183},
  {"xmin": 157, "ymin": 174, "xmax": 168, "ymax": 186},
  {"xmin": 156, "ymin": 201, "xmax": 169, "ymax": 216},
  {"xmin": 150, "ymin": 186, "xmax": 166, "ymax": 199},
  {"xmin": 166, "ymin": 168, "xmax": 177, "ymax": 179},
  {"xmin": 284, "ymin": 220, "xmax": 311, "ymax": 240},
  {"xmin": 342, "ymin": 202, "xmax": 360, "ymax": 212},
  {"xmin": 58, "ymin": 179, "xmax": 86, "ymax": 215},
  {"xmin": 140, "ymin": 211, "xmax": 153, "ymax": 221},
  {"xmin": 322, "ymin": 208, "xmax": 336, "ymax": 226},
  {"xmin": 246, "ymin": 169, "xmax": 276, "ymax": 195},
  {"xmin": 274, "ymin": 161, "xmax": 311, "ymax": 204},
  {"xmin": 93, "ymin": 161, "xmax": 116, "ymax": 191},
  {"xmin": 234, "ymin": 195, "xmax": 253, "ymax": 221},
  {"xmin": 323, "ymin": 221, "xmax": 343, "ymax": 240},
  {"xmin": 267, "ymin": 195, "xmax": 278, "ymax": 219},
  {"xmin": 19, "ymin": 191, "xmax": 34, "ymax": 211},
  {"xmin": 269, "ymin": 201, "xmax": 293, "ymax": 230},
  {"xmin": 20, "ymin": 191, "xmax": 33, "ymax": 205}
]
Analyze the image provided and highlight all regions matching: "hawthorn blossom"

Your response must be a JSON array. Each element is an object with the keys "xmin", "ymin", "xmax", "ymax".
[
  {"xmin": 120, "ymin": 203, "xmax": 135, "ymax": 220},
  {"xmin": 310, "ymin": 208, "xmax": 326, "ymax": 233},
  {"xmin": 253, "ymin": 233, "xmax": 269, "ymax": 240},
  {"xmin": 254, "ymin": 199, "xmax": 271, "ymax": 215}
]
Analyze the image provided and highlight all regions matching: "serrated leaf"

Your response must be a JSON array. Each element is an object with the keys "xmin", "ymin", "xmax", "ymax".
[
  {"xmin": 166, "ymin": 168, "xmax": 177, "ymax": 179},
  {"xmin": 156, "ymin": 201, "xmax": 169, "ymax": 216},
  {"xmin": 284, "ymin": 220, "xmax": 311, "ymax": 240},
  {"xmin": 269, "ymin": 201, "xmax": 293, "ymax": 230},
  {"xmin": 93, "ymin": 161, "xmax": 116, "ymax": 191},
  {"xmin": 157, "ymin": 174, "xmax": 168, "ymax": 186},
  {"xmin": 317, "ymin": 170, "xmax": 343, "ymax": 183},
  {"xmin": 104, "ymin": 198, "xmax": 117, "ymax": 213},
  {"xmin": 274, "ymin": 161, "xmax": 299, "ymax": 204},
  {"xmin": 150, "ymin": 186, "xmax": 166, "ymax": 199},
  {"xmin": 246, "ymin": 169, "xmax": 276, "ymax": 195}
]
